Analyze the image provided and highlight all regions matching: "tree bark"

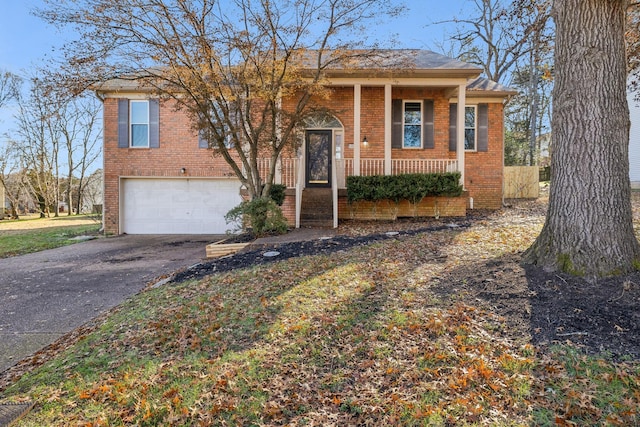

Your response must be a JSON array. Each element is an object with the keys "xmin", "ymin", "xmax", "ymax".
[{"xmin": 524, "ymin": 0, "xmax": 640, "ymax": 277}]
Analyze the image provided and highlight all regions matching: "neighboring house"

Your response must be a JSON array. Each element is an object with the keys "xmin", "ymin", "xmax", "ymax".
[
  {"xmin": 629, "ymin": 89, "xmax": 640, "ymax": 189},
  {"xmin": 537, "ymin": 133, "xmax": 552, "ymax": 168},
  {"xmin": 95, "ymin": 49, "xmax": 516, "ymax": 235},
  {"xmin": 82, "ymin": 169, "xmax": 104, "ymax": 214}
]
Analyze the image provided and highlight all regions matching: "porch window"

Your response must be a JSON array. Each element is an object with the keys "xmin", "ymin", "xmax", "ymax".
[
  {"xmin": 403, "ymin": 101, "xmax": 422, "ymax": 148},
  {"xmin": 392, "ymin": 99, "xmax": 434, "ymax": 150},
  {"xmin": 465, "ymin": 106, "xmax": 476, "ymax": 151},
  {"xmin": 449, "ymin": 103, "xmax": 488, "ymax": 153}
]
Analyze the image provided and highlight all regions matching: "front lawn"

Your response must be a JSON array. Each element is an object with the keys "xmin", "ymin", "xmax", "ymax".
[
  {"xmin": 1, "ymin": 201, "xmax": 639, "ymax": 426},
  {"xmin": 0, "ymin": 215, "xmax": 101, "ymax": 258}
]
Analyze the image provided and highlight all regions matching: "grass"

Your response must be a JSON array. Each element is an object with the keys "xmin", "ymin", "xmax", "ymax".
[
  {"xmin": 0, "ymin": 215, "xmax": 101, "ymax": 258},
  {"xmin": 1, "ymin": 210, "xmax": 639, "ymax": 425}
]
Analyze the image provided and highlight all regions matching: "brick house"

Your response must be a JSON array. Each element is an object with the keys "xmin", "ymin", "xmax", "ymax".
[{"xmin": 96, "ymin": 50, "xmax": 515, "ymax": 234}]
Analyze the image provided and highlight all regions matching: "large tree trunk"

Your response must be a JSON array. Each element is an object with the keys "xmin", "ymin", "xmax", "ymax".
[{"xmin": 524, "ymin": 0, "xmax": 640, "ymax": 277}]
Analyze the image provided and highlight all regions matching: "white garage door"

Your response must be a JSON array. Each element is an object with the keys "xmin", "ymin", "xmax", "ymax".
[{"xmin": 122, "ymin": 178, "xmax": 242, "ymax": 234}]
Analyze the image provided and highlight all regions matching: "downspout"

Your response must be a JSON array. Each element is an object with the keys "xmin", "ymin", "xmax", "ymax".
[
  {"xmin": 384, "ymin": 84, "xmax": 392, "ymax": 175},
  {"xmin": 332, "ymin": 145, "xmax": 338, "ymax": 228},
  {"xmin": 295, "ymin": 146, "xmax": 304, "ymax": 229},
  {"xmin": 93, "ymin": 89, "xmax": 106, "ymax": 233},
  {"xmin": 457, "ymin": 83, "xmax": 466, "ymax": 188}
]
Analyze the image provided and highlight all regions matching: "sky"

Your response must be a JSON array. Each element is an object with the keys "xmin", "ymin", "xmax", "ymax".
[{"xmin": 0, "ymin": 0, "xmax": 468, "ymax": 134}]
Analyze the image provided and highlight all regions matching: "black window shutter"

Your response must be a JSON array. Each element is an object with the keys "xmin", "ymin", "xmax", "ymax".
[
  {"xmin": 423, "ymin": 99, "xmax": 434, "ymax": 149},
  {"xmin": 149, "ymin": 99, "xmax": 160, "ymax": 148},
  {"xmin": 477, "ymin": 103, "xmax": 489, "ymax": 152},
  {"xmin": 117, "ymin": 99, "xmax": 129, "ymax": 148},
  {"xmin": 392, "ymin": 99, "xmax": 402, "ymax": 149},
  {"xmin": 449, "ymin": 103, "xmax": 457, "ymax": 152}
]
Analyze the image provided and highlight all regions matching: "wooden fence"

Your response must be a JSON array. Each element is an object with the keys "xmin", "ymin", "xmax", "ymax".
[{"xmin": 504, "ymin": 166, "xmax": 540, "ymax": 198}]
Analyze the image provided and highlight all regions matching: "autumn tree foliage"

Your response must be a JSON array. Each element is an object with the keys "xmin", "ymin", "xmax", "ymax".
[
  {"xmin": 38, "ymin": 0, "xmax": 401, "ymax": 201},
  {"xmin": 524, "ymin": 0, "xmax": 640, "ymax": 278}
]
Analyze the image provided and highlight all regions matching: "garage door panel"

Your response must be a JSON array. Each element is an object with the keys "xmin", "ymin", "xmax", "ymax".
[{"xmin": 122, "ymin": 178, "xmax": 242, "ymax": 234}]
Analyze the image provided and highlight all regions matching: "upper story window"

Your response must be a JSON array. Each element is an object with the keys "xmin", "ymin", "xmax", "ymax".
[
  {"xmin": 464, "ymin": 105, "xmax": 477, "ymax": 151},
  {"xmin": 117, "ymin": 98, "xmax": 159, "ymax": 149},
  {"xmin": 130, "ymin": 100, "xmax": 149, "ymax": 148},
  {"xmin": 403, "ymin": 101, "xmax": 422, "ymax": 148}
]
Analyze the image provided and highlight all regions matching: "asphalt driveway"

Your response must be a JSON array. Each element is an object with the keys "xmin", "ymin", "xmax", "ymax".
[{"xmin": 0, "ymin": 234, "xmax": 221, "ymax": 374}]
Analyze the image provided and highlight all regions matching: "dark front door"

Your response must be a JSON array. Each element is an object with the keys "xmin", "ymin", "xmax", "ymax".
[{"xmin": 306, "ymin": 130, "xmax": 332, "ymax": 187}]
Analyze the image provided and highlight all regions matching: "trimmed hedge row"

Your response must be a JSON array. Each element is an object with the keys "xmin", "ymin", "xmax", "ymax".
[{"xmin": 346, "ymin": 172, "xmax": 463, "ymax": 204}]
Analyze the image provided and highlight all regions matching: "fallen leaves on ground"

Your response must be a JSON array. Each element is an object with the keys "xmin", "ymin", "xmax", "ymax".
[{"xmin": 1, "ymin": 196, "xmax": 640, "ymax": 426}]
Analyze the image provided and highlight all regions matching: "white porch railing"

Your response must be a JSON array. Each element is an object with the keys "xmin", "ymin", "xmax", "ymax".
[
  {"xmin": 256, "ymin": 157, "xmax": 458, "ymax": 190},
  {"xmin": 336, "ymin": 158, "xmax": 459, "ymax": 188},
  {"xmin": 255, "ymin": 158, "xmax": 298, "ymax": 188},
  {"xmin": 360, "ymin": 158, "xmax": 386, "ymax": 176},
  {"xmin": 391, "ymin": 159, "xmax": 459, "ymax": 175}
]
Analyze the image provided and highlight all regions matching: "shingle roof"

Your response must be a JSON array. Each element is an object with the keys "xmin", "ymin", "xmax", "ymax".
[
  {"xmin": 467, "ymin": 76, "xmax": 518, "ymax": 96},
  {"xmin": 377, "ymin": 49, "xmax": 481, "ymax": 71},
  {"xmin": 296, "ymin": 49, "xmax": 483, "ymax": 78},
  {"xmin": 94, "ymin": 50, "xmax": 515, "ymax": 97}
]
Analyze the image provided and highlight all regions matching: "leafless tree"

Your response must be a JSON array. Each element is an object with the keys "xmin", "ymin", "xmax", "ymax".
[
  {"xmin": 440, "ymin": 0, "xmax": 552, "ymax": 84},
  {"xmin": 14, "ymin": 79, "xmax": 60, "ymax": 217},
  {"xmin": 436, "ymin": 0, "xmax": 553, "ymax": 166},
  {"xmin": 0, "ymin": 70, "xmax": 21, "ymax": 110},
  {"xmin": 0, "ymin": 70, "xmax": 23, "ymax": 218},
  {"xmin": 55, "ymin": 95, "xmax": 102, "ymax": 215},
  {"xmin": 0, "ymin": 141, "xmax": 26, "ymax": 219}
]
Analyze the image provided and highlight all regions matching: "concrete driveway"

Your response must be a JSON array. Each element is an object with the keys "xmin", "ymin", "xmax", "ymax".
[{"xmin": 0, "ymin": 235, "xmax": 221, "ymax": 374}]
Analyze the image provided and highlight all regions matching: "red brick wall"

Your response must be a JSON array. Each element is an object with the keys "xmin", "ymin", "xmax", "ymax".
[
  {"xmin": 356, "ymin": 88, "xmax": 503, "ymax": 210},
  {"xmin": 103, "ymin": 97, "xmax": 240, "ymax": 234},
  {"xmin": 104, "ymin": 90, "xmax": 505, "ymax": 234},
  {"xmin": 283, "ymin": 87, "xmax": 504, "ymax": 210},
  {"xmin": 464, "ymin": 103, "xmax": 504, "ymax": 209}
]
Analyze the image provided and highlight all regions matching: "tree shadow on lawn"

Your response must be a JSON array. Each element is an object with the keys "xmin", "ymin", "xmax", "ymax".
[
  {"xmin": 434, "ymin": 251, "xmax": 640, "ymax": 361},
  {"xmin": 4, "ymin": 223, "xmax": 640, "ymax": 425}
]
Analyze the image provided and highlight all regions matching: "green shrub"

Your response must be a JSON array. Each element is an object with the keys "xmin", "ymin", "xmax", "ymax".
[
  {"xmin": 266, "ymin": 184, "xmax": 287, "ymax": 206},
  {"xmin": 225, "ymin": 197, "xmax": 288, "ymax": 237},
  {"xmin": 346, "ymin": 173, "xmax": 462, "ymax": 204}
]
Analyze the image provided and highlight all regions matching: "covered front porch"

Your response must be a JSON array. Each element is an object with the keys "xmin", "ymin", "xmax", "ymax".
[
  {"xmin": 258, "ymin": 156, "xmax": 462, "ymax": 228},
  {"xmin": 254, "ymin": 60, "xmax": 490, "ymax": 227}
]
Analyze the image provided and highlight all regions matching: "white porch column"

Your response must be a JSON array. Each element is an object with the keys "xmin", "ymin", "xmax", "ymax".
[
  {"xmin": 354, "ymin": 84, "xmax": 361, "ymax": 176},
  {"xmin": 457, "ymin": 83, "xmax": 466, "ymax": 187},
  {"xmin": 384, "ymin": 84, "xmax": 392, "ymax": 175}
]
